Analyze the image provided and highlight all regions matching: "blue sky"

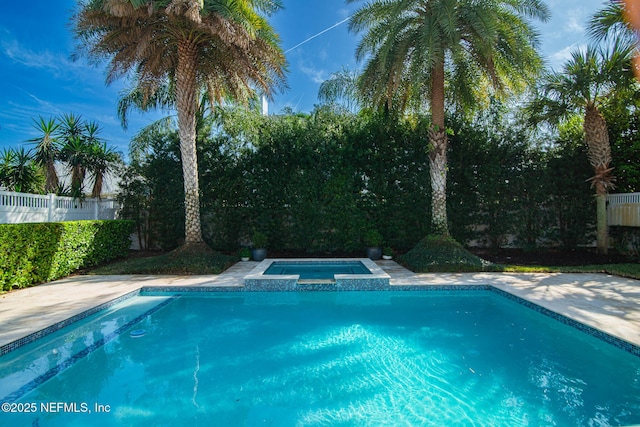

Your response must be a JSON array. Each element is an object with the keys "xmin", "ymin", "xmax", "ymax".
[{"xmin": 0, "ymin": 0, "xmax": 606, "ymax": 157}]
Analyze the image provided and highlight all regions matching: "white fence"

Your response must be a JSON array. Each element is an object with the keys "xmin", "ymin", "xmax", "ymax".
[
  {"xmin": 607, "ymin": 192, "xmax": 640, "ymax": 227},
  {"xmin": 0, "ymin": 191, "xmax": 119, "ymax": 224}
]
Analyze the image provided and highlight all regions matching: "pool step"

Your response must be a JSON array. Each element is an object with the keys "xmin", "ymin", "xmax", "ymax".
[{"xmin": 297, "ymin": 279, "xmax": 336, "ymax": 285}]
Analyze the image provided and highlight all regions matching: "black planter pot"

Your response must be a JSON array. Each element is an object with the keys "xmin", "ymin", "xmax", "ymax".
[
  {"xmin": 366, "ymin": 247, "xmax": 382, "ymax": 260},
  {"xmin": 252, "ymin": 248, "xmax": 267, "ymax": 261}
]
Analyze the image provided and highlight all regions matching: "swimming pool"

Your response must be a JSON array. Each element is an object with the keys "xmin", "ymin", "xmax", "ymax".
[
  {"xmin": 245, "ymin": 258, "xmax": 390, "ymax": 288},
  {"xmin": 2, "ymin": 290, "xmax": 640, "ymax": 426},
  {"xmin": 264, "ymin": 261, "xmax": 372, "ymax": 279}
]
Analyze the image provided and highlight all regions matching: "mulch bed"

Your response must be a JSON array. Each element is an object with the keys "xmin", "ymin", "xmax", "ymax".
[
  {"xmin": 123, "ymin": 247, "xmax": 634, "ymax": 267},
  {"xmin": 468, "ymin": 248, "xmax": 632, "ymax": 266}
]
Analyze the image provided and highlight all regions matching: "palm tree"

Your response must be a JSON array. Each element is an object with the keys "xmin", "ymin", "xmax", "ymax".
[
  {"xmin": 318, "ymin": 67, "xmax": 363, "ymax": 113},
  {"xmin": 589, "ymin": 0, "xmax": 636, "ymax": 48},
  {"xmin": 58, "ymin": 112, "xmax": 84, "ymax": 140},
  {"xmin": 60, "ymin": 136, "xmax": 91, "ymax": 198},
  {"xmin": 589, "ymin": 0, "xmax": 640, "ymax": 81},
  {"xmin": 27, "ymin": 116, "xmax": 60, "ymax": 193},
  {"xmin": 347, "ymin": 0, "xmax": 549, "ymax": 236},
  {"xmin": 117, "ymin": 75, "xmax": 177, "ymax": 131},
  {"xmin": 0, "ymin": 149, "xmax": 13, "ymax": 189},
  {"xmin": 81, "ymin": 120, "xmax": 122, "ymax": 198},
  {"xmin": 73, "ymin": 0, "xmax": 287, "ymax": 245},
  {"xmin": 57, "ymin": 113, "xmax": 90, "ymax": 198},
  {"xmin": 527, "ymin": 44, "xmax": 636, "ymax": 254},
  {"xmin": 88, "ymin": 142, "xmax": 120, "ymax": 198},
  {"xmin": 0, "ymin": 147, "xmax": 42, "ymax": 193}
]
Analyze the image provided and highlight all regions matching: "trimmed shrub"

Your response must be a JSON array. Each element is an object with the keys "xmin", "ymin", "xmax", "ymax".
[
  {"xmin": 0, "ymin": 220, "xmax": 134, "ymax": 291},
  {"xmin": 611, "ymin": 226, "xmax": 640, "ymax": 260},
  {"xmin": 397, "ymin": 235, "xmax": 488, "ymax": 272}
]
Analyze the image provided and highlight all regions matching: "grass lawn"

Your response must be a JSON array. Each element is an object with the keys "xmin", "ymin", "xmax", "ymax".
[{"xmin": 501, "ymin": 264, "xmax": 640, "ymax": 280}]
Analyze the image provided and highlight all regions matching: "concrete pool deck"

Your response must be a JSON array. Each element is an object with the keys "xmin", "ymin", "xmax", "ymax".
[{"xmin": 1, "ymin": 260, "xmax": 640, "ymax": 352}]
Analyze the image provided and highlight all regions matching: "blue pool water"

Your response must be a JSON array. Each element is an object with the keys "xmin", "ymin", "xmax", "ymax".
[
  {"xmin": 264, "ymin": 261, "xmax": 372, "ymax": 279},
  {"xmin": 2, "ymin": 291, "xmax": 640, "ymax": 426}
]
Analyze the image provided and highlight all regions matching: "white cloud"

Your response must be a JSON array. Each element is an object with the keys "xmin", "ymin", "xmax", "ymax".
[
  {"xmin": 299, "ymin": 63, "xmax": 327, "ymax": 84},
  {"xmin": 317, "ymin": 48, "xmax": 328, "ymax": 62},
  {"xmin": 3, "ymin": 39, "xmax": 66, "ymax": 75},
  {"xmin": 337, "ymin": 8, "xmax": 351, "ymax": 20},
  {"xmin": 564, "ymin": 9, "xmax": 586, "ymax": 34},
  {"xmin": 548, "ymin": 43, "xmax": 588, "ymax": 70},
  {"xmin": 549, "ymin": 44, "xmax": 576, "ymax": 68},
  {"xmin": 0, "ymin": 31, "xmax": 99, "ymax": 84}
]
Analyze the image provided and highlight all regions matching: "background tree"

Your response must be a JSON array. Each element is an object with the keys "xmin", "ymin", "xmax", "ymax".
[
  {"xmin": 27, "ymin": 117, "xmax": 60, "ymax": 193},
  {"xmin": 60, "ymin": 136, "xmax": 90, "ymax": 198},
  {"xmin": 527, "ymin": 43, "xmax": 636, "ymax": 254},
  {"xmin": 347, "ymin": 0, "xmax": 549, "ymax": 236},
  {"xmin": 88, "ymin": 141, "xmax": 121, "ymax": 198},
  {"xmin": 590, "ymin": 0, "xmax": 640, "ymax": 80},
  {"xmin": 589, "ymin": 0, "xmax": 635, "ymax": 47},
  {"xmin": 317, "ymin": 67, "xmax": 363, "ymax": 113},
  {"xmin": 73, "ymin": 0, "xmax": 287, "ymax": 246},
  {"xmin": 0, "ymin": 147, "xmax": 42, "ymax": 193},
  {"xmin": 55, "ymin": 114, "xmax": 121, "ymax": 198}
]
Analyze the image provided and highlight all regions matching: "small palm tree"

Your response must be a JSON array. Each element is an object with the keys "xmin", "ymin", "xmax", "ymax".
[
  {"xmin": 0, "ymin": 147, "xmax": 42, "ymax": 193},
  {"xmin": 528, "ymin": 43, "xmax": 636, "ymax": 254},
  {"xmin": 57, "ymin": 113, "xmax": 90, "ymax": 198},
  {"xmin": 0, "ymin": 148, "xmax": 17, "ymax": 190},
  {"xmin": 318, "ymin": 67, "xmax": 363, "ymax": 113},
  {"xmin": 27, "ymin": 116, "xmax": 60, "ymax": 193},
  {"xmin": 60, "ymin": 136, "xmax": 91, "ymax": 198},
  {"xmin": 88, "ymin": 141, "xmax": 121, "ymax": 198},
  {"xmin": 58, "ymin": 112, "xmax": 84, "ymax": 140}
]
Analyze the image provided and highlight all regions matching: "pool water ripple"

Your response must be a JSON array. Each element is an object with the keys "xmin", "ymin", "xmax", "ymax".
[{"xmin": 2, "ymin": 291, "xmax": 639, "ymax": 426}]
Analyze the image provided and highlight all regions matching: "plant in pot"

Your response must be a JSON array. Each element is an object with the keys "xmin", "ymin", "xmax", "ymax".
[
  {"xmin": 239, "ymin": 247, "xmax": 250, "ymax": 262},
  {"xmin": 382, "ymin": 246, "xmax": 394, "ymax": 260},
  {"xmin": 251, "ymin": 231, "xmax": 268, "ymax": 261},
  {"xmin": 364, "ymin": 229, "xmax": 383, "ymax": 260}
]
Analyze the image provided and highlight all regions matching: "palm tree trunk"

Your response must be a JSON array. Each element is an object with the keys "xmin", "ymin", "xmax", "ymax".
[
  {"xmin": 92, "ymin": 172, "xmax": 103, "ymax": 199},
  {"xmin": 176, "ymin": 38, "xmax": 203, "ymax": 244},
  {"xmin": 429, "ymin": 62, "xmax": 449, "ymax": 236},
  {"xmin": 45, "ymin": 161, "xmax": 58, "ymax": 194},
  {"xmin": 71, "ymin": 165, "xmax": 84, "ymax": 197},
  {"xmin": 584, "ymin": 104, "xmax": 613, "ymax": 255}
]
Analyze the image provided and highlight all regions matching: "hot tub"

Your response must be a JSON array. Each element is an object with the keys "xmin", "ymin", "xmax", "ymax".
[{"xmin": 244, "ymin": 258, "xmax": 390, "ymax": 290}]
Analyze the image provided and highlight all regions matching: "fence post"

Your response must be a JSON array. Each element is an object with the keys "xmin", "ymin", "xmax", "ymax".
[
  {"xmin": 47, "ymin": 193, "xmax": 55, "ymax": 222},
  {"xmin": 94, "ymin": 198, "xmax": 99, "ymax": 220}
]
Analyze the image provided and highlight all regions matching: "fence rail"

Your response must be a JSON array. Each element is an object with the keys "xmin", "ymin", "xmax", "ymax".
[
  {"xmin": 607, "ymin": 192, "xmax": 640, "ymax": 227},
  {"xmin": 0, "ymin": 191, "xmax": 119, "ymax": 224}
]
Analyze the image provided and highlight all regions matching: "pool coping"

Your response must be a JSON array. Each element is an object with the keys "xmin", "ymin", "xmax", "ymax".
[
  {"xmin": 3, "ymin": 281, "xmax": 640, "ymax": 360},
  {"xmin": 1, "ymin": 262, "xmax": 640, "ymax": 359},
  {"xmin": 2, "ymin": 295, "xmax": 178, "ymax": 402},
  {"xmin": 0, "ymin": 289, "xmax": 141, "ymax": 357}
]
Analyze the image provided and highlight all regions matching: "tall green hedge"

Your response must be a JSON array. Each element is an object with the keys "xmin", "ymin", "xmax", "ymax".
[
  {"xmin": 0, "ymin": 220, "xmax": 134, "ymax": 291},
  {"xmin": 119, "ymin": 107, "xmax": 601, "ymax": 253},
  {"xmin": 199, "ymin": 109, "xmax": 431, "ymax": 253}
]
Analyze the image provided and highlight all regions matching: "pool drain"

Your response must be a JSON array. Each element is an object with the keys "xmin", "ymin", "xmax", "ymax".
[{"xmin": 129, "ymin": 329, "xmax": 146, "ymax": 338}]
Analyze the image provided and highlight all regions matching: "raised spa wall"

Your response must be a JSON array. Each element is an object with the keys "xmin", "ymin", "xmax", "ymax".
[{"xmin": 243, "ymin": 258, "xmax": 391, "ymax": 291}]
